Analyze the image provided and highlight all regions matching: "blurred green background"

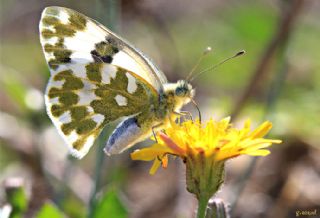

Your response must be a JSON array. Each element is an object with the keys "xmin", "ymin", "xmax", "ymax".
[{"xmin": 0, "ymin": 0, "xmax": 319, "ymax": 217}]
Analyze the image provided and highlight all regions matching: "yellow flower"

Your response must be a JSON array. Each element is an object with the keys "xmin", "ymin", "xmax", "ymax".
[
  {"xmin": 131, "ymin": 117, "xmax": 281, "ymax": 217},
  {"xmin": 131, "ymin": 117, "xmax": 281, "ymax": 175}
]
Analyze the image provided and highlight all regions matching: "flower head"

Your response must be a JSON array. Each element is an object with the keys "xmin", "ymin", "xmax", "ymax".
[
  {"xmin": 131, "ymin": 117, "xmax": 281, "ymax": 210},
  {"xmin": 131, "ymin": 117, "xmax": 281, "ymax": 175},
  {"xmin": 131, "ymin": 117, "xmax": 281, "ymax": 215}
]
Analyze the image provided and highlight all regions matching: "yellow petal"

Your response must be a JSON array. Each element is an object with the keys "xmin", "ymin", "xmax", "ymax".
[
  {"xmin": 239, "ymin": 119, "xmax": 251, "ymax": 139},
  {"xmin": 130, "ymin": 144, "xmax": 171, "ymax": 161},
  {"xmin": 243, "ymin": 149, "xmax": 271, "ymax": 156},
  {"xmin": 244, "ymin": 119, "xmax": 251, "ymax": 129},
  {"xmin": 240, "ymin": 139, "xmax": 282, "ymax": 150},
  {"xmin": 221, "ymin": 116, "xmax": 231, "ymax": 126},
  {"xmin": 149, "ymin": 159, "xmax": 161, "ymax": 175},
  {"xmin": 249, "ymin": 121, "xmax": 272, "ymax": 138},
  {"xmin": 159, "ymin": 133, "xmax": 185, "ymax": 155}
]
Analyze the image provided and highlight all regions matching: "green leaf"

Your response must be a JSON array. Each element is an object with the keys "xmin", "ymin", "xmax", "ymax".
[
  {"xmin": 36, "ymin": 202, "xmax": 65, "ymax": 218},
  {"xmin": 93, "ymin": 188, "xmax": 128, "ymax": 218}
]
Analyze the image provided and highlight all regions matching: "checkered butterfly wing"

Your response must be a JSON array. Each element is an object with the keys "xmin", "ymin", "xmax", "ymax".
[{"xmin": 40, "ymin": 7, "xmax": 166, "ymax": 158}]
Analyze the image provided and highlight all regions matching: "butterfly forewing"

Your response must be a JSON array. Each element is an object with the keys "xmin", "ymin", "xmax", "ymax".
[
  {"xmin": 39, "ymin": 6, "xmax": 165, "ymax": 90},
  {"xmin": 40, "ymin": 6, "xmax": 161, "ymax": 158}
]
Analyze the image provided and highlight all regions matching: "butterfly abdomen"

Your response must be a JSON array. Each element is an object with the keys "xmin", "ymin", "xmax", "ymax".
[{"xmin": 105, "ymin": 116, "xmax": 150, "ymax": 155}]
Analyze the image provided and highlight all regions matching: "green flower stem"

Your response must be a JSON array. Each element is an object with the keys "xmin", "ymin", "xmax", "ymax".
[{"xmin": 197, "ymin": 194, "xmax": 209, "ymax": 218}]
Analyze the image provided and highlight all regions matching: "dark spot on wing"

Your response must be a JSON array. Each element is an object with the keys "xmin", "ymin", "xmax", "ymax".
[
  {"xmin": 90, "ymin": 38, "xmax": 120, "ymax": 64},
  {"xmin": 90, "ymin": 50, "xmax": 113, "ymax": 63}
]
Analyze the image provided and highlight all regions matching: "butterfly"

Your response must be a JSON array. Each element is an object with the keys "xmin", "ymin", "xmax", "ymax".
[{"xmin": 39, "ymin": 6, "xmax": 195, "ymax": 158}]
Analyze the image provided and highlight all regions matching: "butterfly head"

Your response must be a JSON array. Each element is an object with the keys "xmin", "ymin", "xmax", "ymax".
[
  {"xmin": 163, "ymin": 80, "xmax": 195, "ymax": 112},
  {"xmin": 175, "ymin": 80, "xmax": 195, "ymax": 99}
]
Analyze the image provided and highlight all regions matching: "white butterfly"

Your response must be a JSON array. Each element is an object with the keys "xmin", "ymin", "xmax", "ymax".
[{"xmin": 40, "ymin": 7, "xmax": 195, "ymax": 158}]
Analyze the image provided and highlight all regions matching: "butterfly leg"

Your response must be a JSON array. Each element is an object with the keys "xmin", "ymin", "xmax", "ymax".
[
  {"xmin": 180, "ymin": 111, "xmax": 193, "ymax": 121},
  {"xmin": 174, "ymin": 111, "xmax": 193, "ymax": 123},
  {"xmin": 152, "ymin": 122, "xmax": 164, "ymax": 143}
]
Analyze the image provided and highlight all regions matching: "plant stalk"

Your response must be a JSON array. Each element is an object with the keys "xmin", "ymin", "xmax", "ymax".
[{"xmin": 197, "ymin": 194, "xmax": 209, "ymax": 218}]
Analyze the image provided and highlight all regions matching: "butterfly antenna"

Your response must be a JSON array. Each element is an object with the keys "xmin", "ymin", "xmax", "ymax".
[
  {"xmin": 186, "ymin": 47, "xmax": 212, "ymax": 81},
  {"xmin": 189, "ymin": 50, "xmax": 245, "ymax": 82}
]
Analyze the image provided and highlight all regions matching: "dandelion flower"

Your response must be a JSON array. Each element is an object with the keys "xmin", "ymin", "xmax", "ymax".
[{"xmin": 131, "ymin": 117, "xmax": 281, "ymax": 217}]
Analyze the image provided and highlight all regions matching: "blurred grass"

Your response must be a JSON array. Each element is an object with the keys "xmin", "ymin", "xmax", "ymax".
[
  {"xmin": 5, "ymin": 180, "xmax": 28, "ymax": 218},
  {"xmin": 93, "ymin": 187, "xmax": 128, "ymax": 218},
  {"xmin": 36, "ymin": 202, "xmax": 65, "ymax": 218}
]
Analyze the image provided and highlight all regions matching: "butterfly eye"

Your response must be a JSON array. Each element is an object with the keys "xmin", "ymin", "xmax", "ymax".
[{"xmin": 175, "ymin": 87, "xmax": 187, "ymax": 96}]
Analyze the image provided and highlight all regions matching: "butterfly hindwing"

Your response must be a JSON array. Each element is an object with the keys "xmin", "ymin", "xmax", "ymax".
[
  {"xmin": 40, "ymin": 6, "xmax": 163, "ymax": 158},
  {"xmin": 45, "ymin": 62, "xmax": 158, "ymax": 158}
]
